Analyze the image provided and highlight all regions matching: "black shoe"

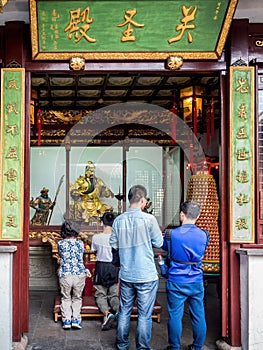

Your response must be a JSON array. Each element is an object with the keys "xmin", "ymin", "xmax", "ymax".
[{"xmin": 186, "ymin": 345, "xmax": 195, "ymax": 350}]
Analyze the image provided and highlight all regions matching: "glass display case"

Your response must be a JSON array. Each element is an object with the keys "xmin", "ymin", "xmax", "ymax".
[{"xmin": 30, "ymin": 144, "xmax": 188, "ymax": 228}]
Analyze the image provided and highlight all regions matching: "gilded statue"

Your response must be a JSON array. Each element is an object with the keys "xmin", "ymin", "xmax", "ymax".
[
  {"xmin": 70, "ymin": 161, "xmax": 114, "ymax": 224},
  {"xmin": 30, "ymin": 187, "xmax": 55, "ymax": 225}
]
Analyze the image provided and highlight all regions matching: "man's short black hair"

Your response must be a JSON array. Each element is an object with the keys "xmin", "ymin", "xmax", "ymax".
[
  {"xmin": 180, "ymin": 200, "xmax": 200, "ymax": 220},
  {"xmin": 61, "ymin": 220, "xmax": 80, "ymax": 238},
  {"xmin": 128, "ymin": 185, "xmax": 147, "ymax": 204},
  {"xmin": 102, "ymin": 212, "xmax": 115, "ymax": 227}
]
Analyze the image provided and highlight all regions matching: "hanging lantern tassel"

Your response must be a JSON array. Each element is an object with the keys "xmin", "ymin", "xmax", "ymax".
[
  {"xmin": 206, "ymin": 105, "xmax": 211, "ymax": 146},
  {"xmin": 193, "ymin": 96, "xmax": 197, "ymax": 136},
  {"xmin": 190, "ymin": 143, "xmax": 194, "ymax": 173},
  {"xmin": 170, "ymin": 102, "xmax": 177, "ymax": 144},
  {"xmin": 211, "ymin": 97, "xmax": 215, "ymax": 137},
  {"xmin": 37, "ymin": 109, "xmax": 42, "ymax": 147}
]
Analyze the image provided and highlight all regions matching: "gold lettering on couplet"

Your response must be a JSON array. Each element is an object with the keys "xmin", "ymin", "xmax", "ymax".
[
  {"xmin": 6, "ymin": 103, "xmax": 19, "ymax": 115},
  {"xmin": 5, "ymin": 192, "xmax": 18, "ymax": 205},
  {"xmin": 236, "ymin": 127, "xmax": 248, "ymax": 139},
  {"xmin": 6, "ymin": 147, "xmax": 18, "ymax": 160},
  {"xmin": 64, "ymin": 7, "xmax": 96, "ymax": 43},
  {"xmin": 168, "ymin": 5, "xmax": 197, "ymax": 44},
  {"xmin": 236, "ymin": 149, "xmax": 249, "ymax": 161},
  {"xmin": 7, "ymin": 79, "xmax": 20, "ymax": 90},
  {"xmin": 6, "ymin": 215, "xmax": 17, "ymax": 227},
  {"xmin": 235, "ymin": 78, "xmax": 249, "ymax": 94},
  {"xmin": 235, "ymin": 217, "xmax": 248, "ymax": 230},
  {"xmin": 236, "ymin": 170, "xmax": 249, "ymax": 183},
  {"xmin": 238, "ymin": 104, "xmax": 247, "ymax": 120},
  {"xmin": 4, "ymin": 168, "xmax": 17, "ymax": 182},
  {"xmin": 236, "ymin": 193, "xmax": 249, "ymax": 206},
  {"xmin": 117, "ymin": 9, "xmax": 145, "ymax": 42},
  {"xmin": 6, "ymin": 124, "xmax": 18, "ymax": 136}
]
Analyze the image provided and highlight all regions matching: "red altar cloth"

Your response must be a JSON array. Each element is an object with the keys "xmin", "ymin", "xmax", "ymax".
[{"xmin": 83, "ymin": 262, "xmax": 96, "ymax": 296}]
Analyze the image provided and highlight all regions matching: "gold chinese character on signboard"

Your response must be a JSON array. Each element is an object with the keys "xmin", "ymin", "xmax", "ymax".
[
  {"xmin": 7, "ymin": 79, "xmax": 20, "ymax": 90},
  {"xmin": 6, "ymin": 124, "xmax": 18, "ymax": 136},
  {"xmin": 236, "ymin": 127, "xmax": 247, "ymax": 139},
  {"xmin": 6, "ymin": 215, "xmax": 17, "ymax": 227},
  {"xmin": 5, "ymin": 192, "xmax": 17, "ymax": 205},
  {"xmin": 235, "ymin": 217, "xmax": 248, "ymax": 230},
  {"xmin": 168, "ymin": 5, "xmax": 197, "ymax": 44},
  {"xmin": 4, "ymin": 168, "xmax": 17, "ymax": 182},
  {"xmin": 235, "ymin": 78, "xmax": 249, "ymax": 94},
  {"xmin": 238, "ymin": 104, "xmax": 247, "ymax": 120},
  {"xmin": 6, "ymin": 103, "xmax": 19, "ymax": 114},
  {"xmin": 236, "ymin": 170, "xmax": 249, "ymax": 183},
  {"xmin": 6, "ymin": 147, "xmax": 18, "ymax": 159},
  {"xmin": 236, "ymin": 193, "xmax": 249, "ymax": 206},
  {"xmin": 236, "ymin": 149, "xmax": 249, "ymax": 161},
  {"xmin": 117, "ymin": 9, "xmax": 145, "ymax": 42},
  {"xmin": 64, "ymin": 7, "xmax": 96, "ymax": 43}
]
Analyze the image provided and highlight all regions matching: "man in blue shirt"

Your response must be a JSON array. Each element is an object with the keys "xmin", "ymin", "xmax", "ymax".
[
  {"xmin": 110, "ymin": 184, "xmax": 163, "ymax": 350},
  {"xmin": 162, "ymin": 200, "xmax": 209, "ymax": 350}
]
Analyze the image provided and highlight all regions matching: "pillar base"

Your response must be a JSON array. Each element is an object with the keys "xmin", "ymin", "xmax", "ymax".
[
  {"xmin": 216, "ymin": 339, "xmax": 241, "ymax": 350},
  {"xmin": 12, "ymin": 335, "xmax": 28, "ymax": 350}
]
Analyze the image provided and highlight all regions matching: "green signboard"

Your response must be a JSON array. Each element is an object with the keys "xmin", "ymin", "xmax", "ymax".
[
  {"xmin": 229, "ymin": 67, "xmax": 255, "ymax": 243},
  {"xmin": 30, "ymin": 0, "xmax": 238, "ymax": 60},
  {"xmin": 0, "ymin": 69, "xmax": 25, "ymax": 241}
]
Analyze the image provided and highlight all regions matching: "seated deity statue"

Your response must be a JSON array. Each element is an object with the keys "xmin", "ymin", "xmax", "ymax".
[
  {"xmin": 30, "ymin": 187, "xmax": 55, "ymax": 225},
  {"xmin": 70, "ymin": 161, "xmax": 115, "ymax": 224}
]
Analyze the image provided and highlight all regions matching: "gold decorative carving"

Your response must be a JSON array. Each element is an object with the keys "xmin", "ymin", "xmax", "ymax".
[
  {"xmin": 166, "ymin": 56, "xmax": 183, "ymax": 70},
  {"xmin": 0, "ymin": 0, "xmax": 8, "ymax": 13},
  {"xmin": 41, "ymin": 130, "xmax": 67, "ymax": 137},
  {"xmin": 29, "ymin": 230, "xmax": 61, "ymax": 261},
  {"xmin": 70, "ymin": 57, "xmax": 85, "ymax": 71},
  {"xmin": 256, "ymin": 40, "xmax": 263, "ymax": 47},
  {"xmin": 29, "ymin": 229, "xmax": 98, "ymax": 263},
  {"xmin": 202, "ymin": 261, "xmax": 220, "ymax": 274},
  {"xmin": 31, "ymin": 50, "xmax": 219, "ymax": 61},
  {"xmin": 216, "ymin": 0, "xmax": 238, "ymax": 57}
]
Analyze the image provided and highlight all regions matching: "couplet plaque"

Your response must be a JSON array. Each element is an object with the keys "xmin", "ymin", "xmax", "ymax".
[
  {"xmin": 0, "ymin": 68, "xmax": 25, "ymax": 241},
  {"xmin": 229, "ymin": 66, "xmax": 255, "ymax": 243}
]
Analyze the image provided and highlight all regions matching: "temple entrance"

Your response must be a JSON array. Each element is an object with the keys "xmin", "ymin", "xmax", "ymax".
[{"xmin": 28, "ymin": 69, "xmax": 223, "ymax": 345}]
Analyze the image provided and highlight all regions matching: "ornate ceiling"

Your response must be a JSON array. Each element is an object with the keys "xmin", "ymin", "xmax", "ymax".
[
  {"xmin": 30, "ymin": 72, "xmax": 220, "ymax": 147},
  {"xmin": 31, "ymin": 73, "xmax": 219, "ymax": 111}
]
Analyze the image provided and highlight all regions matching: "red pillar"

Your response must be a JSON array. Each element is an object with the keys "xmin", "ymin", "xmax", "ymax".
[{"xmin": 3, "ymin": 21, "xmax": 30, "ymax": 342}]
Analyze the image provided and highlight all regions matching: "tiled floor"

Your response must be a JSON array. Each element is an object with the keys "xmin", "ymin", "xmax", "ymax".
[{"xmin": 26, "ymin": 282, "xmax": 220, "ymax": 350}]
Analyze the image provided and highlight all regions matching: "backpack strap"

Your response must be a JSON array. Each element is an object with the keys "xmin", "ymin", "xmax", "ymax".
[
  {"xmin": 170, "ymin": 258, "xmax": 199, "ymax": 265},
  {"xmin": 164, "ymin": 227, "xmax": 210, "ymax": 266},
  {"xmin": 164, "ymin": 229, "xmax": 173, "ymax": 258},
  {"xmin": 202, "ymin": 229, "xmax": 210, "ymax": 245}
]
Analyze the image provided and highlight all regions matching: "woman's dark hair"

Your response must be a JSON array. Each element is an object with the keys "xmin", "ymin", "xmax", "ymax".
[
  {"xmin": 102, "ymin": 212, "xmax": 116, "ymax": 227},
  {"xmin": 128, "ymin": 185, "xmax": 147, "ymax": 204},
  {"xmin": 61, "ymin": 220, "xmax": 80, "ymax": 238}
]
